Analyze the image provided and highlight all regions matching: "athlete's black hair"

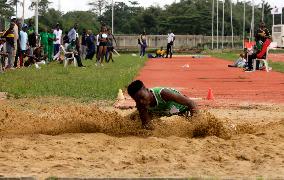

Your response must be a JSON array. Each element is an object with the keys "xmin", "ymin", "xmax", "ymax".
[{"xmin": 127, "ymin": 80, "xmax": 144, "ymax": 97}]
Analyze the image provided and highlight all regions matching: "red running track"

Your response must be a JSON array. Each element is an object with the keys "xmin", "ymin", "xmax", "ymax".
[{"xmin": 136, "ymin": 57, "xmax": 284, "ymax": 105}]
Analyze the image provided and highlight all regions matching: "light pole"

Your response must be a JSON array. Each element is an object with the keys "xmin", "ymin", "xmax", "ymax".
[
  {"xmin": 243, "ymin": 0, "xmax": 246, "ymax": 49},
  {"xmin": 112, "ymin": 0, "xmax": 114, "ymax": 34},
  {"xmin": 221, "ymin": 0, "xmax": 224, "ymax": 49},
  {"xmin": 216, "ymin": 0, "xmax": 219, "ymax": 50},
  {"xmin": 261, "ymin": 0, "xmax": 264, "ymax": 22},
  {"xmin": 251, "ymin": 0, "xmax": 254, "ymax": 40},
  {"xmin": 212, "ymin": 0, "xmax": 214, "ymax": 49},
  {"xmin": 230, "ymin": 0, "xmax": 233, "ymax": 48},
  {"xmin": 31, "ymin": 0, "xmax": 39, "ymax": 34}
]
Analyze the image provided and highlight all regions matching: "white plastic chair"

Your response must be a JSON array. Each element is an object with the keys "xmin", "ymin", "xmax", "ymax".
[
  {"xmin": 253, "ymin": 47, "xmax": 270, "ymax": 72},
  {"xmin": 60, "ymin": 45, "xmax": 78, "ymax": 68}
]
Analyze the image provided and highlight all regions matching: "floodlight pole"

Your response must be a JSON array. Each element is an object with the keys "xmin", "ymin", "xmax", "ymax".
[
  {"xmin": 281, "ymin": 8, "xmax": 283, "ymax": 25},
  {"xmin": 261, "ymin": 0, "xmax": 264, "ymax": 22},
  {"xmin": 243, "ymin": 0, "xmax": 246, "ymax": 49},
  {"xmin": 222, "ymin": 0, "xmax": 224, "ymax": 49},
  {"xmin": 230, "ymin": 0, "xmax": 233, "ymax": 48},
  {"xmin": 251, "ymin": 0, "xmax": 254, "ymax": 40},
  {"xmin": 112, "ymin": 0, "xmax": 114, "ymax": 34},
  {"xmin": 216, "ymin": 0, "xmax": 219, "ymax": 50},
  {"xmin": 22, "ymin": 0, "xmax": 25, "ymax": 22},
  {"xmin": 211, "ymin": 0, "xmax": 214, "ymax": 49},
  {"xmin": 35, "ymin": 0, "xmax": 39, "ymax": 34}
]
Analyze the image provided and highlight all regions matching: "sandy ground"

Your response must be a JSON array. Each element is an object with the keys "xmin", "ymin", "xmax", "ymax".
[{"xmin": 0, "ymin": 98, "xmax": 283, "ymax": 179}]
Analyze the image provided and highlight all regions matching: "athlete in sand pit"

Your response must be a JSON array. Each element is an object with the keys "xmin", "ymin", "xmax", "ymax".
[{"xmin": 127, "ymin": 80, "xmax": 198, "ymax": 129}]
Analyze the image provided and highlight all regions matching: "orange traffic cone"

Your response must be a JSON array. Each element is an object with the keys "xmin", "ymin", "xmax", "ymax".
[{"xmin": 206, "ymin": 88, "xmax": 214, "ymax": 100}]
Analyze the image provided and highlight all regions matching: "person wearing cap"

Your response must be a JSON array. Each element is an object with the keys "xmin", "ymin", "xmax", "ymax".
[
  {"xmin": 18, "ymin": 24, "xmax": 29, "ymax": 67},
  {"xmin": 127, "ymin": 80, "xmax": 198, "ymax": 129},
  {"xmin": 53, "ymin": 23, "xmax": 62, "ymax": 61}
]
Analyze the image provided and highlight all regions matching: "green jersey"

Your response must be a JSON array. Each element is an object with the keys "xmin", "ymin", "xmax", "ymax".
[
  {"xmin": 149, "ymin": 87, "xmax": 188, "ymax": 115},
  {"xmin": 40, "ymin": 32, "xmax": 48, "ymax": 45},
  {"xmin": 48, "ymin": 33, "xmax": 56, "ymax": 46}
]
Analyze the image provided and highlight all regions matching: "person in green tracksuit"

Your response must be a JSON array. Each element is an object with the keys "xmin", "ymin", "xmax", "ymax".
[
  {"xmin": 127, "ymin": 80, "xmax": 198, "ymax": 129},
  {"xmin": 40, "ymin": 28, "xmax": 49, "ymax": 57},
  {"xmin": 47, "ymin": 29, "xmax": 56, "ymax": 61}
]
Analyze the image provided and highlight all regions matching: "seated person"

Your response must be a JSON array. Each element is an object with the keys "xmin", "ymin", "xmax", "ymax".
[
  {"xmin": 245, "ymin": 22, "xmax": 271, "ymax": 71},
  {"xmin": 228, "ymin": 53, "xmax": 246, "ymax": 68},
  {"xmin": 66, "ymin": 40, "xmax": 85, "ymax": 67},
  {"xmin": 156, "ymin": 47, "xmax": 166, "ymax": 58},
  {"xmin": 24, "ymin": 46, "xmax": 47, "ymax": 69}
]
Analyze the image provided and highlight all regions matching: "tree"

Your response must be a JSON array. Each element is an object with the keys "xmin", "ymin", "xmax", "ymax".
[
  {"xmin": 88, "ymin": 0, "xmax": 109, "ymax": 16},
  {"xmin": 29, "ymin": 0, "xmax": 51, "ymax": 15},
  {"xmin": 0, "ymin": 0, "xmax": 14, "ymax": 19}
]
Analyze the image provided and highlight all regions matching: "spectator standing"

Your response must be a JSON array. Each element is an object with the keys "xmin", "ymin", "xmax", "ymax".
[
  {"xmin": 98, "ymin": 26, "xmax": 108, "ymax": 66},
  {"xmin": 40, "ymin": 27, "xmax": 49, "ymax": 57},
  {"xmin": 85, "ymin": 30, "xmax": 96, "ymax": 60},
  {"xmin": 18, "ymin": 24, "xmax": 29, "ymax": 67},
  {"xmin": 47, "ymin": 28, "xmax": 56, "ymax": 62},
  {"xmin": 2, "ymin": 22, "xmax": 15, "ymax": 69},
  {"xmin": 53, "ymin": 23, "xmax": 62, "ymax": 60},
  {"xmin": 106, "ymin": 27, "xmax": 117, "ymax": 63},
  {"xmin": 27, "ymin": 19, "xmax": 37, "ymax": 56},
  {"xmin": 68, "ymin": 23, "xmax": 78, "ymax": 43},
  {"xmin": 166, "ymin": 30, "xmax": 175, "ymax": 58},
  {"xmin": 95, "ymin": 33, "xmax": 100, "ymax": 64},
  {"xmin": 11, "ymin": 17, "xmax": 18, "ymax": 68},
  {"xmin": 81, "ymin": 28, "xmax": 87, "ymax": 60},
  {"xmin": 139, "ymin": 31, "xmax": 147, "ymax": 58}
]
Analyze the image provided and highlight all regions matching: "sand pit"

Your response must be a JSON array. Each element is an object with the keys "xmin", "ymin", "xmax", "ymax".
[{"xmin": 0, "ymin": 98, "xmax": 283, "ymax": 179}]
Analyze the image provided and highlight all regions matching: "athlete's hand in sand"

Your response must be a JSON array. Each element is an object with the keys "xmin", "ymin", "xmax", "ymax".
[{"xmin": 142, "ymin": 122, "xmax": 154, "ymax": 130}]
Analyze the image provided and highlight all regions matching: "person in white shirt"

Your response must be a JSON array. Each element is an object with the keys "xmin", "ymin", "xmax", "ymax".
[
  {"xmin": 95, "ymin": 33, "xmax": 100, "ymax": 64},
  {"xmin": 19, "ymin": 24, "xmax": 29, "ymax": 67},
  {"xmin": 166, "ymin": 31, "xmax": 175, "ymax": 58},
  {"xmin": 53, "ymin": 23, "xmax": 62, "ymax": 60}
]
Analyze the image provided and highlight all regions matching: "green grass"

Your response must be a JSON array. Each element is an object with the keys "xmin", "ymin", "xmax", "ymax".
[
  {"xmin": 0, "ymin": 54, "xmax": 146, "ymax": 101},
  {"xmin": 209, "ymin": 51, "xmax": 284, "ymax": 73}
]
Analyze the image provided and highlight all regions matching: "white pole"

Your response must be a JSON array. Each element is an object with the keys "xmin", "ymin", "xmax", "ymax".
[
  {"xmin": 222, "ymin": 0, "xmax": 224, "ymax": 49},
  {"xmin": 243, "ymin": 0, "xmax": 246, "ymax": 49},
  {"xmin": 35, "ymin": 0, "xmax": 38, "ymax": 34},
  {"xmin": 58, "ymin": 0, "xmax": 61, "ymax": 11},
  {"xmin": 22, "ymin": 0, "xmax": 25, "ymax": 22},
  {"xmin": 273, "ymin": 14, "xmax": 274, "ymax": 26},
  {"xmin": 112, "ymin": 0, "xmax": 114, "ymax": 34},
  {"xmin": 230, "ymin": 0, "xmax": 233, "ymax": 48},
  {"xmin": 216, "ymin": 0, "xmax": 219, "ymax": 50},
  {"xmin": 251, "ymin": 0, "xmax": 254, "ymax": 40},
  {"xmin": 281, "ymin": 8, "xmax": 283, "ymax": 25},
  {"xmin": 212, "ymin": 0, "xmax": 214, "ymax": 49},
  {"xmin": 261, "ymin": 0, "xmax": 264, "ymax": 22}
]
